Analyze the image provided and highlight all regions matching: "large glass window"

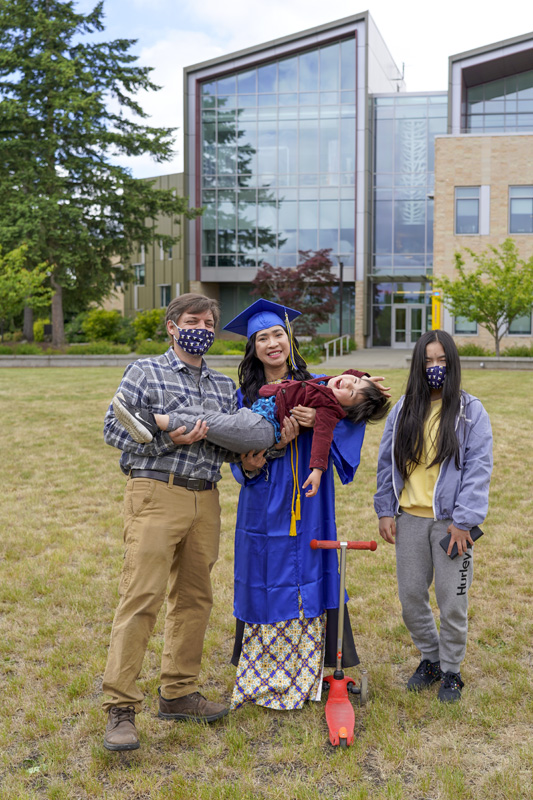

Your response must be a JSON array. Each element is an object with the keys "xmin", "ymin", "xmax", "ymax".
[
  {"xmin": 509, "ymin": 186, "xmax": 533, "ymax": 234},
  {"xmin": 455, "ymin": 187, "xmax": 480, "ymax": 234},
  {"xmin": 454, "ymin": 316, "xmax": 478, "ymax": 335},
  {"xmin": 465, "ymin": 70, "xmax": 533, "ymax": 132},
  {"xmin": 372, "ymin": 94, "xmax": 446, "ymax": 277},
  {"xmin": 198, "ymin": 38, "xmax": 356, "ymax": 268},
  {"xmin": 508, "ymin": 313, "xmax": 532, "ymax": 335}
]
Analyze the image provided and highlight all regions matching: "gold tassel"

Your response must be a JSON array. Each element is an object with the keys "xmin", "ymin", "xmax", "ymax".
[
  {"xmin": 289, "ymin": 438, "xmax": 301, "ymax": 534},
  {"xmin": 290, "ymin": 512, "xmax": 297, "ymax": 537}
]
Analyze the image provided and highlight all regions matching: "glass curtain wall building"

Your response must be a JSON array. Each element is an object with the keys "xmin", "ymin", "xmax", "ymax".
[
  {"xmin": 199, "ymin": 40, "xmax": 357, "ymax": 270},
  {"xmin": 184, "ymin": 13, "xmax": 404, "ymax": 334},
  {"xmin": 371, "ymin": 94, "xmax": 447, "ymax": 347}
]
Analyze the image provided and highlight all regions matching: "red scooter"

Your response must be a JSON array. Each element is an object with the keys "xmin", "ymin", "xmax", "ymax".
[{"xmin": 310, "ymin": 538, "xmax": 377, "ymax": 749}]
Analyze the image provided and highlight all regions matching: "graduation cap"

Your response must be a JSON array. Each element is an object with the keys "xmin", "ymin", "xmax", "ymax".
[{"xmin": 223, "ymin": 298, "xmax": 301, "ymax": 338}]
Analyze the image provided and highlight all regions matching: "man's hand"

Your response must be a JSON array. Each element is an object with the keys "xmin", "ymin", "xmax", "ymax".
[
  {"xmin": 168, "ymin": 419, "xmax": 209, "ymax": 445},
  {"xmin": 446, "ymin": 523, "xmax": 473, "ymax": 558},
  {"xmin": 274, "ymin": 415, "xmax": 300, "ymax": 449},
  {"xmin": 378, "ymin": 516, "xmax": 396, "ymax": 544},
  {"xmin": 241, "ymin": 449, "xmax": 266, "ymax": 471},
  {"xmin": 290, "ymin": 405, "xmax": 316, "ymax": 428}
]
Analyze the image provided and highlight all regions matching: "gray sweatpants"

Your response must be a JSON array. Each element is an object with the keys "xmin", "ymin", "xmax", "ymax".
[
  {"xmin": 165, "ymin": 405, "xmax": 276, "ymax": 453},
  {"xmin": 395, "ymin": 511, "xmax": 473, "ymax": 674}
]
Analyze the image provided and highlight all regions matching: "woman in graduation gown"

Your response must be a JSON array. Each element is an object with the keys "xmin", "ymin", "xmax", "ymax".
[{"xmin": 225, "ymin": 300, "xmax": 371, "ymax": 711}]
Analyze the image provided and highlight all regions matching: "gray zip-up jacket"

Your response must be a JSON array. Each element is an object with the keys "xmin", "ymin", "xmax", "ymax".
[{"xmin": 374, "ymin": 391, "xmax": 493, "ymax": 530}]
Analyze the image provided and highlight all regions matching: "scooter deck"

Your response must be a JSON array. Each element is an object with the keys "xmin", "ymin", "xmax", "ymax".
[{"xmin": 323, "ymin": 675, "xmax": 355, "ymax": 747}]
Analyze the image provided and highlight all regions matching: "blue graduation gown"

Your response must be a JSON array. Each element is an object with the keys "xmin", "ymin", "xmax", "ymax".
[{"xmin": 231, "ymin": 387, "xmax": 366, "ymax": 625}]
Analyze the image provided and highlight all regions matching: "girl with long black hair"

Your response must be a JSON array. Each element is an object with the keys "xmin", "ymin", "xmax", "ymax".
[{"xmin": 374, "ymin": 330, "xmax": 493, "ymax": 702}]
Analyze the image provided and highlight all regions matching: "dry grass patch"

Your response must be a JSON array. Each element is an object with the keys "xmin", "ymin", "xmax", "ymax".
[{"xmin": 0, "ymin": 367, "xmax": 531, "ymax": 799}]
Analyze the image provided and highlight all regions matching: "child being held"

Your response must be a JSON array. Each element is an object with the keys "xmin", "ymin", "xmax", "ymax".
[{"xmin": 112, "ymin": 369, "xmax": 390, "ymax": 497}]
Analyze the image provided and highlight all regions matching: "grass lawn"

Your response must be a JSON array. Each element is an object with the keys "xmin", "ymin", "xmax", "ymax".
[{"xmin": 0, "ymin": 366, "xmax": 531, "ymax": 800}]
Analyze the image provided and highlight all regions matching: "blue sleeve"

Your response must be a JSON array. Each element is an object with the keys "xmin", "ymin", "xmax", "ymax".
[
  {"xmin": 330, "ymin": 418, "xmax": 366, "ymax": 485},
  {"xmin": 452, "ymin": 400, "xmax": 493, "ymax": 529},
  {"xmin": 373, "ymin": 408, "xmax": 398, "ymax": 518}
]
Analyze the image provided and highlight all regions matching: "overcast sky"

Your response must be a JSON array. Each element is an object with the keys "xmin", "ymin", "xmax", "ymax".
[{"xmin": 77, "ymin": 0, "xmax": 533, "ymax": 177}]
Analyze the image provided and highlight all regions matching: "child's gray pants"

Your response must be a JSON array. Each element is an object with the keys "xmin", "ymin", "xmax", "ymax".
[
  {"xmin": 166, "ymin": 405, "xmax": 276, "ymax": 453},
  {"xmin": 395, "ymin": 511, "xmax": 474, "ymax": 674}
]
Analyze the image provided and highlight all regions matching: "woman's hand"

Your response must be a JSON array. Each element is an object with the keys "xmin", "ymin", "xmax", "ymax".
[
  {"xmin": 290, "ymin": 405, "xmax": 316, "ymax": 428},
  {"xmin": 274, "ymin": 415, "xmax": 300, "ymax": 449},
  {"xmin": 378, "ymin": 516, "xmax": 396, "ymax": 544},
  {"xmin": 241, "ymin": 450, "xmax": 266, "ymax": 471},
  {"xmin": 368, "ymin": 376, "xmax": 392, "ymax": 398},
  {"xmin": 446, "ymin": 523, "xmax": 474, "ymax": 558},
  {"xmin": 168, "ymin": 420, "xmax": 209, "ymax": 445}
]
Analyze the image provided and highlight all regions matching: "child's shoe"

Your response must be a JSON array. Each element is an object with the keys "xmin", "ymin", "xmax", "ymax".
[
  {"xmin": 406, "ymin": 659, "xmax": 442, "ymax": 691},
  {"xmin": 438, "ymin": 671, "xmax": 464, "ymax": 703},
  {"xmin": 112, "ymin": 392, "xmax": 159, "ymax": 443}
]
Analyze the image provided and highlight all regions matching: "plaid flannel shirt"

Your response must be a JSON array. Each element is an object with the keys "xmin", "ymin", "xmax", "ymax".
[{"xmin": 103, "ymin": 348, "xmax": 237, "ymax": 482}]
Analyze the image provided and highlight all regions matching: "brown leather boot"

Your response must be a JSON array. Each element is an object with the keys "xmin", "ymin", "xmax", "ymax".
[
  {"xmin": 158, "ymin": 689, "xmax": 229, "ymax": 722},
  {"xmin": 103, "ymin": 706, "xmax": 140, "ymax": 751}
]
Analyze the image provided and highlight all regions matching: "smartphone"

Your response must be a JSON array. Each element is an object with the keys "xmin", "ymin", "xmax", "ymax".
[{"xmin": 439, "ymin": 525, "xmax": 484, "ymax": 560}]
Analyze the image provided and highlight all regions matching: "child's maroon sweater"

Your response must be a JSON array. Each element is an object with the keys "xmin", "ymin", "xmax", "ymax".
[{"xmin": 258, "ymin": 369, "xmax": 368, "ymax": 471}]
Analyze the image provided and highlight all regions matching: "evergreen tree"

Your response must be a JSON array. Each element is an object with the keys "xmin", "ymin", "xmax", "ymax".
[{"xmin": 0, "ymin": 0, "xmax": 200, "ymax": 345}]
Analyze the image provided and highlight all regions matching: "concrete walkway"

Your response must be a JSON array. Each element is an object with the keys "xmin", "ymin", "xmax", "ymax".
[
  {"xmin": 1, "ymin": 350, "xmax": 531, "ymax": 370},
  {"xmin": 315, "ymin": 348, "xmax": 412, "ymax": 372}
]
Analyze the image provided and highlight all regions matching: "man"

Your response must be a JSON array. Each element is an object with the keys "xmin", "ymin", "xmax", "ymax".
[{"xmin": 102, "ymin": 293, "xmax": 238, "ymax": 751}]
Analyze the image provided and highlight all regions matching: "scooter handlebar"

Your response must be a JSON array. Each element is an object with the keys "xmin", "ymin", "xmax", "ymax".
[{"xmin": 310, "ymin": 539, "xmax": 377, "ymax": 551}]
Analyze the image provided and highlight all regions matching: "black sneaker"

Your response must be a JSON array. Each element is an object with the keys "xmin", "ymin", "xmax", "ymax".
[
  {"xmin": 407, "ymin": 659, "xmax": 442, "ymax": 692},
  {"xmin": 112, "ymin": 392, "xmax": 159, "ymax": 443},
  {"xmin": 438, "ymin": 671, "xmax": 464, "ymax": 703}
]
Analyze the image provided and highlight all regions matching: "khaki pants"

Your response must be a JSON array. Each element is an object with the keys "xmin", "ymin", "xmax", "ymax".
[{"xmin": 102, "ymin": 478, "xmax": 221, "ymax": 712}]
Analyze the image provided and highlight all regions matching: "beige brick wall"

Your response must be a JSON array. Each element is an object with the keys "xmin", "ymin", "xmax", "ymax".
[{"xmin": 434, "ymin": 134, "xmax": 533, "ymax": 350}]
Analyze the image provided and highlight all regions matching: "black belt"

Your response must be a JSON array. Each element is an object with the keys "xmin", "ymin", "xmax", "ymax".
[{"xmin": 129, "ymin": 469, "xmax": 216, "ymax": 491}]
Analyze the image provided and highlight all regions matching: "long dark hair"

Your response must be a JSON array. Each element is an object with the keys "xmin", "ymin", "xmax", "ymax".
[
  {"xmin": 238, "ymin": 330, "xmax": 312, "ymax": 407},
  {"xmin": 395, "ymin": 330, "xmax": 462, "ymax": 480}
]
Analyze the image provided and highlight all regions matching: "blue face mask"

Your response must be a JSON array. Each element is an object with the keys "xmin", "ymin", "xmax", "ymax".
[
  {"xmin": 172, "ymin": 325, "xmax": 215, "ymax": 356},
  {"xmin": 426, "ymin": 365, "xmax": 446, "ymax": 389}
]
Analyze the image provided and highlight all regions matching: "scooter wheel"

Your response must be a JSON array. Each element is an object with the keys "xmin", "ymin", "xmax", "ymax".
[{"xmin": 339, "ymin": 736, "xmax": 348, "ymax": 750}]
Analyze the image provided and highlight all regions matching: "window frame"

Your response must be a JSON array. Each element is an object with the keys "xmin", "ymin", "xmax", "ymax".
[
  {"xmin": 509, "ymin": 186, "xmax": 533, "ymax": 235},
  {"xmin": 455, "ymin": 186, "xmax": 480, "ymax": 235}
]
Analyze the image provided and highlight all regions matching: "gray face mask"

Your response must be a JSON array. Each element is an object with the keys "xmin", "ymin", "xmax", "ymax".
[{"xmin": 172, "ymin": 324, "xmax": 215, "ymax": 356}]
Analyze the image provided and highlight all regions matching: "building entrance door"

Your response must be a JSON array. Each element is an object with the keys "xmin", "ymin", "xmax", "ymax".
[{"xmin": 392, "ymin": 305, "xmax": 426, "ymax": 348}]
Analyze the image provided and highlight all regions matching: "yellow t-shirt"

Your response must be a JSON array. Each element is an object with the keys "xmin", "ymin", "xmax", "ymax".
[{"xmin": 399, "ymin": 399, "xmax": 442, "ymax": 518}]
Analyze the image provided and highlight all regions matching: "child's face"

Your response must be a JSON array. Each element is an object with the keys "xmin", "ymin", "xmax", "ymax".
[{"xmin": 327, "ymin": 374, "xmax": 370, "ymax": 407}]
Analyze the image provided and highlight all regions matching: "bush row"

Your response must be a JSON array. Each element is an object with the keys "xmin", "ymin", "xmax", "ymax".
[{"xmin": 456, "ymin": 343, "xmax": 533, "ymax": 357}]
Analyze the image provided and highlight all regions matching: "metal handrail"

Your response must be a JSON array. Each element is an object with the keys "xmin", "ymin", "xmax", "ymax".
[{"xmin": 323, "ymin": 334, "xmax": 351, "ymax": 362}]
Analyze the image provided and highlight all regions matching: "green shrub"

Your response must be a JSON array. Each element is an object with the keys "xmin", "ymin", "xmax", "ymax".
[
  {"xmin": 501, "ymin": 345, "xmax": 533, "ymax": 357},
  {"xmin": 14, "ymin": 343, "xmax": 43, "ymax": 355},
  {"xmin": 134, "ymin": 339, "xmax": 170, "ymax": 355},
  {"xmin": 33, "ymin": 318, "xmax": 50, "ymax": 342},
  {"xmin": 0, "ymin": 344, "xmax": 13, "ymax": 354},
  {"xmin": 209, "ymin": 339, "xmax": 246, "ymax": 355},
  {"xmin": 68, "ymin": 342, "xmax": 132, "ymax": 355},
  {"xmin": 456, "ymin": 343, "xmax": 492, "ymax": 356},
  {"xmin": 64, "ymin": 312, "xmax": 89, "ymax": 343},
  {"xmin": 82, "ymin": 309, "xmax": 123, "ymax": 342},
  {"xmin": 133, "ymin": 308, "xmax": 167, "ymax": 341}
]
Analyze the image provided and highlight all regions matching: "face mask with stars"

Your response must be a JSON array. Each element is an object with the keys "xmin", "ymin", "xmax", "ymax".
[
  {"xmin": 172, "ymin": 325, "xmax": 215, "ymax": 356},
  {"xmin": 426, "ymin": 364, "xmax": 446, "ymax": 389}
]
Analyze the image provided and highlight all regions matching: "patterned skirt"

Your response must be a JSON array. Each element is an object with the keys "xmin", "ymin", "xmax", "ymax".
[{"xmin": 231, "ymin": 596, "xmax": 326, "ymax": 711}]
